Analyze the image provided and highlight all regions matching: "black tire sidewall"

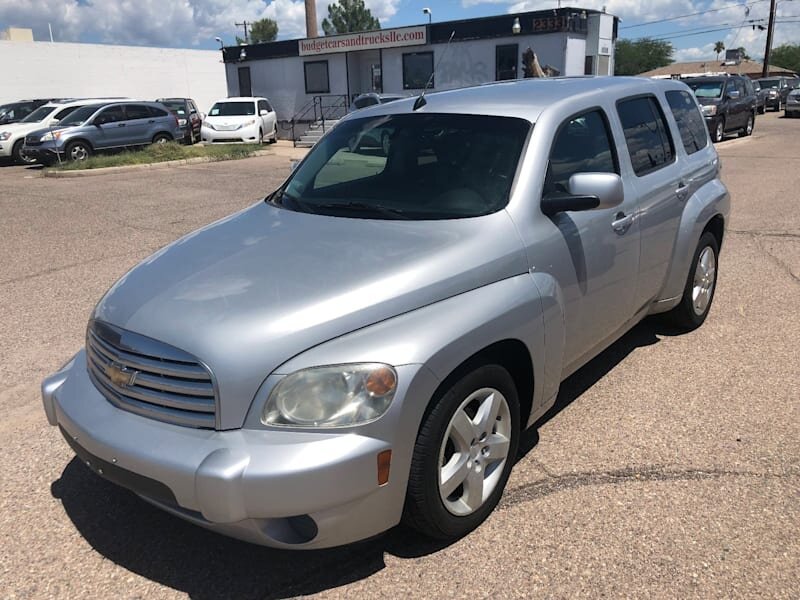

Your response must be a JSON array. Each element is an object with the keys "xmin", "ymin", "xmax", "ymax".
[
  {"xmin": 674, "ymin": 231, "xmax": 720, "ymax": 330},
  {"xmin": 404, "ymin": 364, "xmax": 520, "ymax": 539}
]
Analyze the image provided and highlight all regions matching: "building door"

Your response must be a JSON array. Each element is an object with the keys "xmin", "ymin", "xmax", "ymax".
[
  {"xmin": 496, "ymin": 44, "xmax": 518, "ymax": 81},
  {"xmin": 238, "ymin": 67, "xmax": 252, "ymax": 97}
]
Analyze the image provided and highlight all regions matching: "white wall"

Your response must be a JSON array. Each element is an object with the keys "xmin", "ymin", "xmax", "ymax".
[{"xmin": 0, "ymin": 40, "xmax": 226, "ymax": 116}]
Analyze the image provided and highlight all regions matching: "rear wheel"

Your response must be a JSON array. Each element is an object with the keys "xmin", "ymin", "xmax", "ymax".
[
  {"xmin": 665, "ymin": 231, "xmax": 719, "ymax": 332},
  {"xmin": 403, "ymin": 364, "xmax": 520, "ymax": 540},
  {"xmin": 775, "ymin": 99, "xmax": 782, "ymax": 112},
  {"xmin": 739, "ymin": 113, "xmax": 754, "ymax": 137},
  {"xmin": 152, "ymin": 133, "xmax": 172, "ymax": 144},
  {"xmin": 65, "ymin": 140, "xmax": 91, "ymax": 162},
  {"xmin": 11, "ymin": 140, "xmax": 37, "ymax": 165}
]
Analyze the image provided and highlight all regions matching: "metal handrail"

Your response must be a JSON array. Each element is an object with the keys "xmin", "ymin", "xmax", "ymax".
[{"xmin": 289, "ymin": 94, "xmax": 349, "ymax": 146}]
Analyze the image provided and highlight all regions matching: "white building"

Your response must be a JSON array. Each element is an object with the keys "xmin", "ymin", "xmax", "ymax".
[
  {"xmin": 0, "ymin": 37, "xmax": 227, "ymax": 114},
  {"xmin": 222, "ymin": 7, "xmax": 618, "ymax": 124}
]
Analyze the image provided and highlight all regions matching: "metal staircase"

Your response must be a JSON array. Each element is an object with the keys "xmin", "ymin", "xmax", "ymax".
[{"xmin": 288, "ymin": 95, "xmax": 349, "ymax": 148}]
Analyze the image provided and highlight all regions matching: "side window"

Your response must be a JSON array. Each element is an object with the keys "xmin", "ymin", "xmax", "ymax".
[
  {"xmin": 264, "ymin": 99, "xmax": 273, "ymax": 112},
  {"xmin": 95, "ymin": 106, "xmax": 125, "ymax": 125},
  {"xmin": 188, "ymin": 101, "xmax": 197, "ymax": 114},
  {"xmin": 124, "ymin": 104, "xmax": 151, "ymax": 120},
  {"xmin": 665, "ymin": 90, "xmax": 708, "ymax": 155},
  {"xmin": 617, "ymin": 96, "xmax": 675, "ymax": 176},
  {"xmin": 258, "ymin": 100, "xmax": 268, "ymax": 113},
  {"xmin": 545, "ymin": 109, "xmax": 618, "ymax": 195},
  {"xmin": 736, "ymin": 79, "xmax": 747, "ymax": 97},
  {"xmin": 54, "ymin": 106, "xmax": 80, "ymax": 120},
  {"xmin": 148, "ymin": 106, "xmax": 169, "ymax": 117}
]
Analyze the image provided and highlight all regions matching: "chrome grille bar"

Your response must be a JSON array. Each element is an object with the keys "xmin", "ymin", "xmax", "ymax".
[{"xmin": 86, "ymin": 320, "xmax": 218, "ymax": 429}]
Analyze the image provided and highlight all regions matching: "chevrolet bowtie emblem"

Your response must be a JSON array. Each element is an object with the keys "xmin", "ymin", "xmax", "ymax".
[{"xmin": 104, "ymin": 363, "xmax": 138, "ymax": 387}]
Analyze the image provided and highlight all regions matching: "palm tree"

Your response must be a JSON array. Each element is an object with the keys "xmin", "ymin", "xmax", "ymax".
[{"xmin": 714, "ymin": 41, "xmax": 725, "ymax": 61}]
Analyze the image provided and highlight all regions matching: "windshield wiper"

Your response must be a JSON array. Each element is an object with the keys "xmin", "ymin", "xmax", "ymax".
[{"xmin": 312, "ymin": 201, "xmax": 411, "ymax": 219}]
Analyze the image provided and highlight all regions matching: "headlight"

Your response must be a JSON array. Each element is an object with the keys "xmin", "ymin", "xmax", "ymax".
[
  {"xmin": 237, "ymin": 119, "xmax": 256, "ymax": 130},
  {"xmin": 262, "ymin": 363, "xmax": 398, "ymax": 427},
  {"xmin": 701, "ymin": 105, "xmax": 717, "ymax": 116},
  {"xmin": 0, "ymin": 131, "xmax": 10, "ymax": 141},
  {"xmin": 39, "ymin": 131, "xmax": 60, "ymax": 142},
  {"xmin": 204, "ymin": 122, "xmax": 216, "ymax": 130}
]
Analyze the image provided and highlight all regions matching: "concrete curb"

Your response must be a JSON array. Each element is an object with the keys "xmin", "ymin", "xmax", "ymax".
[{"xmin": 42, "ymin": 150, "xmax": 274, "ymax": 178}]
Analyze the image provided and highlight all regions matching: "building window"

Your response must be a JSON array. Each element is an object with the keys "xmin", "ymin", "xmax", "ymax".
[
  {"xmin": 304, "ymin": 61, "xmax": 330, "ymax": 94},
  {"xmin": 584, "ymin": 55, "xmax": 594, "ymax": 75},
  {"xmin": 496, "ymin": 45, "xmax": 518, "ymax": 81},
  {"xmin": 403, "ymin": 52, "xmax": 434, "ymax": 90},
  {"xmin": 238, "ymin": 67, "xmax": 252, "ymax": 97}
]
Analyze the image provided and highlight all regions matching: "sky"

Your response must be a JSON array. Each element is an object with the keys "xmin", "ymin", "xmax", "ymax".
[{"xmin": 1, "ymin": 0, "xmax": 798, "ymax": 63}]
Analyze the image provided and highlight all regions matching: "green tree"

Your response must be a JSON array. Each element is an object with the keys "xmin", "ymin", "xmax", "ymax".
[
  {"xmin": 770, "ymin": 43, "xmax": 800, "ymax": 73},
  {"xmin": 736, "ymin": 46, "xmax": 751, "ymax": 61},
  {"xmin": 322, "ymin": 0, "xmax": 380, "ymax": 36},
  {"xmin": 614, "ymin": 38, "xmax": 674, "ymax": 76},
  {"xmin": 714, "ymin": 41, "xmax": 725, "ymax": 61},
  {"xmin": 236, "ymin": 18, "xmax": 278, "ymax": 44}
]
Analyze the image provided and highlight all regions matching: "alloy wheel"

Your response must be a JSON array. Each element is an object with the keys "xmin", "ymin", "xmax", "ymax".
[{"xmin": 692, "ymin": 246, "xmax": 717, "ymax": 316}]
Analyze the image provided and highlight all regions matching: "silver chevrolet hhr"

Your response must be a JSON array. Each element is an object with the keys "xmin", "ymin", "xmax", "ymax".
[{"xmin": 43, "ymin": 77, "xmax": 729, "ymax": 549}]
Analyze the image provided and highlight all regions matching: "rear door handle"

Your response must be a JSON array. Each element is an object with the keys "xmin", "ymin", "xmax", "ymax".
[
  {"xmin": 676, "ymin": 180, "xmax": 690, "ymax": 200},
  {"xmin": 612, "ymin": 212, "xmax": 634, "ymax": 234},
  {"xmin": 117, "ymin": 123, "xmax": 126, "ymax": 127}
]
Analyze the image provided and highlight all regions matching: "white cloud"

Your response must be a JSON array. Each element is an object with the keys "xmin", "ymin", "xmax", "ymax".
[{"xmin": 0, "ymin": 0, "xmax": 401, "ymax": 47}]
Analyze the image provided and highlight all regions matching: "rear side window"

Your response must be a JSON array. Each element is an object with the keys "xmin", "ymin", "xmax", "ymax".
[
  {"xmin": 545, "ymin": 109, "xmax": 618, "ymax": 195},
  {"xmin": 665, "ymin": 90, "xmax": 708, "ymax": 155},
  {"xmin": 124, "ymin": 104, "xmax": 151, "ymax": 120},
  {"xmin": 148, "ymin": 106, "xmax": 169, "ymax": 117},
  {"xmin": 617, "ymin": 96, "xmax": 675, "ymax": 176}
]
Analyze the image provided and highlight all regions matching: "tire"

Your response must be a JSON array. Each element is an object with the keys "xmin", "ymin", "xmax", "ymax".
[
  {"xmin": 11, "ymin": 140, "xmax": 37, "ymax": 165},
  {"xmin": 665, "ymin": 231, "xmax": 720, "ymax": 332},
  {"xmin": 739, "ymin": 113, "xmax": 754, "ymax": 137},
  {"xmin": 774, "ymin": 100, "xmax": 781, "ymax": 112},
  {"xmin": 403, "ymin": 364, "xmax": 520, "ymax": 540},
  {"xmin": 152, "ymin": 133, "xmax": 172, "ymax": 144},
  {"xmin": 65, "ymin": 140, "xmax": 91, "ymax": 162},
  {"xmin": 758, "ymin": 105, "xmax": 765, "ymax": 115},
  {"xmin": 712, "ymin": 118, "xmax": 725, "ymax": 143},
  {"xmin": 258, "ymin": 128, "xmax": 265, "ymax": 145},
  {"xmin": 269, "ymin": 124, "xmax": 278, "ymax": 144}
]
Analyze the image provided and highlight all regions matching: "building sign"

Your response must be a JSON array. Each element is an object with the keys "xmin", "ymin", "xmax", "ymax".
[
  {"xmin": 299, "ymin": 26, "xmax": 427, "ymax": 56},
  {"xmin": 533, "ymin": 13, "xmax": 588, "ymax": 34}
]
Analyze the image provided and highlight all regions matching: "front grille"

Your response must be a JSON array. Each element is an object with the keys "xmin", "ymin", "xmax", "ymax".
[{"xmin": 86, "ymin": 320, "xmax": 217, "ymax": 429}]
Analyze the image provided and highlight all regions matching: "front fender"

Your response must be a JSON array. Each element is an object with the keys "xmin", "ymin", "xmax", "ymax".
[{"xmin": 654, "ymin": 178, "xmax": 730, "ymax": 310}]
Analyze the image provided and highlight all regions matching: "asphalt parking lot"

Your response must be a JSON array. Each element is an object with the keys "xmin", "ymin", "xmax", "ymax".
[{"xmin": 1, "ymin": 113, "xmax": 798, "ymax": 599}]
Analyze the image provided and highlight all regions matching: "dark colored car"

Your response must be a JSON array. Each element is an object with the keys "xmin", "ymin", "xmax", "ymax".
[
  {"xmin": 23, "ymin": 101, "xmax": 181, "ymax": 164},
  {"xmin": 757, "ymin": 77, "xmax": 796, "ymax": 111},
  {"xmin": 685, "ymin": 75, "xmax": 756, "ymax": 143},
  {"xmin": 156, "ymin": 98, "xmax": 203, "ymax": 144},
  {"xmin": 350, "ymin": 93, "xmax": 408, "ymax": 112},
  {"xmin": 752, "ymin": 81, "xmax": 768, "ymax": 114},
  {"xmin": 0, "ymin": 99, "xmax": 52, "ymax": 125}
]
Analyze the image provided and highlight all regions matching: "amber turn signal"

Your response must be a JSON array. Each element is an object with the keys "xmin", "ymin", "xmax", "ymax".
[
  {"xmin": 377, "ymin": 449, "xmax": 392, "ymax": 486},
  {"xmin": 365, "ymin": 366, "xmax": 397, "ymax": 397}
]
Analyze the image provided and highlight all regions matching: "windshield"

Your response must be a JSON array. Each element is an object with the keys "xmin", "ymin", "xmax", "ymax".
[
  {"xmin": 759, "ymin": 79, "xmax": 780, "ymax": 89},
  {"xmin": 687, "ymin": 81, "xmax": 723, "ymax": 98},
  {"xmin": 209, "ymin": 101, "xmax": 254, "ymax": 116},
  {"xmin": 274, "ymin": 113, "xmax": 530, "ymax": 220},
  {"xmin": 57, "ymin": 105, "xmax": 104, "ymax": 127},
  {"xmin": 20, "ymin": 105, "xmax": 55, "ymax": 123},
  {"xmin": 161, "ymin": 100, "xmax": 186, "ymax": 115}
]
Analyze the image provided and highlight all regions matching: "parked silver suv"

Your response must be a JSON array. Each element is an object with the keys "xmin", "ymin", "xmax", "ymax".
[
  {"xmin": 23, "ymin": 101, "xmax": 180, "ymax": 163},
  {"xmin": 43, "ymin": 77, "xmax": 728, "ymax": 549}
]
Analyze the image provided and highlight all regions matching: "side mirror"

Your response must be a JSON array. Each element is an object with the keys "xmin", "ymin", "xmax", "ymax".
[
  {"xmin": 541, "ymin": 172, "xmax": 624, "ymax": 216},
  {"xmin": 259, "ymin": 109, "xmax": 268, "ymax": 116},
  {"xmin": 199, "ymin": 112, "xmax": 206, "ymax": 120},
  {"xmin": 727, "ymin": 90, "xmax": 740, "ymax": 99}
]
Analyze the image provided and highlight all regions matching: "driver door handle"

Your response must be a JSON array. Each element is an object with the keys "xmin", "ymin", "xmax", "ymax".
[
  {"xmin": 612, "ymin": 212, "xmax": 634, "ymax": 234},
  {"xmin": 676, "ymin": 180, "xmax": 690, "ymax": 201}
]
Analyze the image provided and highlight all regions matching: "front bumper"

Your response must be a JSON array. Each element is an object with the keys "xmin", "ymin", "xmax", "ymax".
[
  {"xmin": 785, "ymin": 100, "xmax": 800, "ymax": 115},
  {"xmin": 43, "ymin": 350, "xmax": 431, "ymax": 549},
  {"xmin": 201, "ymin": 124, "xmax": 260, "ymax": 143},
  {"xmin": 0, "ymin": 140, "xmax": 15, "ymax": 157},
  {"xmin": 22, "ymin": 143, "xmax": 61, "ymax": 163}
]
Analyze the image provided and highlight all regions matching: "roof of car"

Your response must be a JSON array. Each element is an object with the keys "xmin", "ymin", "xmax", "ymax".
[
  {"xmin": 352, "ymin": 76, "xmax": 690, "ymax": 122},
  {"xmin": 216, "ymin": 97, "xmax": 265, "ymax": 102}
]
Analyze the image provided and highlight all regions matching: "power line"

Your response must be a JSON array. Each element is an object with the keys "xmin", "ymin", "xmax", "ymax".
[
  {"xmin": 637, "ymin": 19, "xmax": 765, "ymax": 40},
  {"xmin": 621, "ymin": 0, "xmax": 769, "ymax": 30}
]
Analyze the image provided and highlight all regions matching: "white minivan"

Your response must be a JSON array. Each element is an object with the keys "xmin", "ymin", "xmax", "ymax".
[{"xmin": 201, "ymin": 96, "xmax": 277, "ymax": 144}]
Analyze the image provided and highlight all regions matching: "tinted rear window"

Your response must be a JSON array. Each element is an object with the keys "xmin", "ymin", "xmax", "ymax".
[
  {"xmin": 665, "ymin": 90, "xmax": 708, "ymax": 155},
  {"xmin": 161, "ymin": 101, "xmax": 186, "ymax": 115},
  {"xmin": 617, "ymin": 96, "xmax": 675, "ymax": 176}
]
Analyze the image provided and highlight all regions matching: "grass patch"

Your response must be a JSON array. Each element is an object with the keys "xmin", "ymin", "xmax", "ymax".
[{"xmin": 53, "ymin": 142, "xmax": 260, "ymax": 170}]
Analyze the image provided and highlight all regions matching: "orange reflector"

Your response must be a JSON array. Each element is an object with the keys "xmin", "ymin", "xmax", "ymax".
[{"xmin": 377, "ymin": 449, "xmax": 392, "ymax": 486}]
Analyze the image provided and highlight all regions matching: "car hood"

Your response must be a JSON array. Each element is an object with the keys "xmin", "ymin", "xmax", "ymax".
[
  {"xmin": 92, "ymin": 202, "xmax": 527, "ymax": 428},
  {"xmin": 694, "ymin": 97, "xmax": 722, "ymax": 106},
  {"xmin": 204, "ymin": 114, "xmax": 257, "ymax": 125}
]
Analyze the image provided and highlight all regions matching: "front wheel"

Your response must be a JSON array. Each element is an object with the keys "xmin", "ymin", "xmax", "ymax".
[
  {"xmin": 403, "ymin": 365, "xmax": 520, "ymax": 540},
  {"xmin": 712, "ymin": 119, "xmax": 725, "ymax": 143},
  {"xmin": 65, "ymin": 140, "xmax": 91, "ymax": 162},
  {"xmin": 269, "ymin": 124, "xmax": 278, "ymax": 144},
  {"xmin": 665, "ymin": 231, "xmax": 719, "ymax": 331},
  {"xmin": 12, "ymin": 140, "xmax": 37, "ymax": 165}
]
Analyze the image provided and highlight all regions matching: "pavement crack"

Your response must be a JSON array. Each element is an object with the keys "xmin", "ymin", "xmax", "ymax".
[
  {"xmin": 499, "ymin": 465, "xmax": 791, "ymax": 510},
  {"xmin": 727, "ymin": 229, "xmax": 800, "ymax": 284},
  {"xmin": 0, "ymin": 251, "xmax": 139, "ymax": 285}
]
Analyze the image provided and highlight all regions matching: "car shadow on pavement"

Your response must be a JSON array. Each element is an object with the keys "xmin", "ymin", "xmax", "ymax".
[{"xmin": 50, "ymin": 316, "xmax": 676, "ymax": 599}]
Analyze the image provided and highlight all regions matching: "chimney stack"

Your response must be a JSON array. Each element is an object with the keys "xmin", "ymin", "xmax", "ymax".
[{"xmin": 305, "ymin": 0, "xmax": 318, "ymax": 38}]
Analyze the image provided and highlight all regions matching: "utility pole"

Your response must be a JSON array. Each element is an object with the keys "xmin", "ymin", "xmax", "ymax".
[
  {"xmin": 235, "ymin": 20, "xmax": 250, "ymax": 43},
  {"xmin": 305, "ymin": 0, "xmax": 318, "ymax": 38},
  {"xmin": 762, "ymin": 0, "xmax": 777, "ymax": 77}
]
